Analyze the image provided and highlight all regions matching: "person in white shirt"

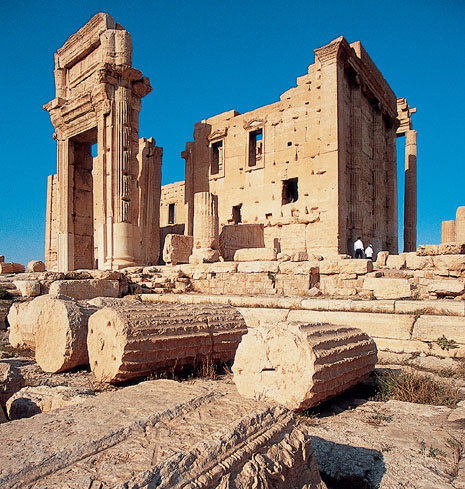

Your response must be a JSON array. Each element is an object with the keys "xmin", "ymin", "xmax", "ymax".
[
  {"xmin": 365, "ymin": 244, "xmax": 374, "ymax": 261},
  {"xmin": 354, "ymin": 237, "xmax": 364, "ymax": 259}
]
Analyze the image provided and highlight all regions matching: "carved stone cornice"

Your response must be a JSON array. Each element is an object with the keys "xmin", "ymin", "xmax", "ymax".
[
  {"xmin": 208, "ymin": 127, "xmax": 228, "ymax": 142},
  {"xmin": 243, "ymin": 118, "xmax": 266, "ymax": 131}
]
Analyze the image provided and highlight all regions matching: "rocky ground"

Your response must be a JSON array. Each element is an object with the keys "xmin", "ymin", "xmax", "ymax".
[{"xmin": 1, "ymin": 330, "xmax": 464, "ymax": 489}]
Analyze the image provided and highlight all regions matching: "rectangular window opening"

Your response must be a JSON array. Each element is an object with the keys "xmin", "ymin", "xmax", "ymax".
[
  {"xmin": 248, "ymin": 129, "xmax": 263, "ymax": 167},
  {"xmin": 282, "ymin": 178, "xmax": 298, "ymax": 205},
  {"xmin": 168, "ymin": 203, "xmax": 175, "ymax": 224},
  {"xmin": 211, "ymin": 140, "xmax": 223, "ymax": 175},
  {"xmin": 232, "ymin": 204, "xmax": 242, "ymax": 224}
]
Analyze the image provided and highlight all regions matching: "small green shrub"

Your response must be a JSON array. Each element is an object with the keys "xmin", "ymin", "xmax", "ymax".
[{"xmin": 437, "ymin": 335, "xmax": 459, "ymax": 351}]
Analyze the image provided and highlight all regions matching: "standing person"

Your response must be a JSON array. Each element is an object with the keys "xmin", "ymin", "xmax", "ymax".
[
  {"xmin": 365, "ymin": 243, "xmax": 374, "ymax": 261},
  {"xmin": 354, "ymin": 237, "xmax": 364, "ymax": 259}
]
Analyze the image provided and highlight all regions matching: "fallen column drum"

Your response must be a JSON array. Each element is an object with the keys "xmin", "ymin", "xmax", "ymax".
[
  {"xmin": 232, "ymin": 322, "xmax": 377, "ymax": 411},
  {"xmin": 35, "ymin": 296, "xmax": 98, "ymax": 373},
  {"xmin": 87, "ymin": 302, "xmax": 248, "ymax": 383}
]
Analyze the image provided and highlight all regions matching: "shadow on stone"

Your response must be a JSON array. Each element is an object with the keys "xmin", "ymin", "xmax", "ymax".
[{"xmin": 311, "ymin": 436, "xmax": 385, "ymax": 489}]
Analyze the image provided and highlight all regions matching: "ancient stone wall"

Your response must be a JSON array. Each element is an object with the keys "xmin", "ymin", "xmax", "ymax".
[
  {"xmin": 182, "ymin": 37, "xmax": 400, "ymax": 257},
  {"xmin": 44, "ymin": 13, "xmax": 161, "ymax": 271}
]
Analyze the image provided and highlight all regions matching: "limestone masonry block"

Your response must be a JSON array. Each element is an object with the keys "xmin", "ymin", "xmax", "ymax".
[
  {"xmin": 438, "ymin": 242, "xmax": 465, "ymax": 255},
  {"xmin": 6, "ymin": 385, "xmax": 94, "ymax": 420},
  {"xmin": 0, "ymin": 380, "xmax": 326, "ymax": 489},
  {"xmin": 375, "ymin": 250, "xmax": 389, "ymax": 267},
  {"xmin": 433, "ymin": 255, "xmax": 465, "ymax": 272},
  {"xmin": 413, "ymin": 315, "xmax": 465, "ymax": 345},
  {"xmin": 35, "ymin": 296, "xmax": 97, "ymax": 373},
  {"xmin": 362, "ymin": 277, "xmax": 413, "ymax": 300},
  {"xmin": 219, "ymin": 223, "xmax": 265, "ymax": 261},
  {"xmin": 237, "ymin": 261, "xmax": 280, "ymax": 274},
  {"xmin": 405, "ymin": 252, "xmax": 434, "ymax": 270},
  {"xmin": 287, "ymin": 310, "xmax": 415, "ymax": 341},
  {"xmin": 48, "ymin": 279, "xmax": 119, "ymax": 300},
  {"xmin": 233, "ymin": 322, "xmax": 377, "ymax": 410},
  {"xmin": 427, "ymin": 280, "xmax": 465, "ymax": 297},
  {"xmin": 12, "ymin": 280, "xmax": 41, "ymax": 298},
  {"xmin": 279, "ymin": 261, "xmax": 321, "ymax": 275},
  {"xmin": 234, "ymin": 247, "xmax": 277, "ymax": 262},
  {"xmin": 386, "ymin": 254, "xmax": 406, "ymax": 269},
  {"xmin": 162, "ymin": 234, "xmax": 193, "ymax": 265},
  {"xmin": 27, "ymin": 260, "xmax": 46, "ymax": 272},
  {"xmin": 87, "ymin": 302, "xmax": 247, "ymax": 383},
  {"xmin": 416, "ymin": 245, "xmax": 440, "ymax": 256},
  {"xmin": 319, "ymin": 259, "xmax": 372, "ymax": 275}
]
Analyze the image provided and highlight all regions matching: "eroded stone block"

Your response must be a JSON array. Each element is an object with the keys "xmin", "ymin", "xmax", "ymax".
[
  {"xmin": 233, "ymin": 322, "xmax": 377, "ymax": 410},
  {"xmin": 49, "ymin": 279, "xmax": 119, "ymax": 300},
  {"xmin": 0, "ymin": 380, "xmax": 327, "ymax": 489},
  {"xmin": 162, "ymin": 234, "xmax": 193, "ymax": 265},
  {"xmin": 234, "ymin": 247, "xmax": 277, "ymax": 262}
]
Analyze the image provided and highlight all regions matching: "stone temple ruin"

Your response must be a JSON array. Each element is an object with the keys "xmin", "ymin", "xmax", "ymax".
[
  {"xmin": 44, "ymin": 13, "xmax": 419, "ymax": 272},
  {"xmin": 2, "ymin": 12, "xmax": 465, "ymax": 489}
]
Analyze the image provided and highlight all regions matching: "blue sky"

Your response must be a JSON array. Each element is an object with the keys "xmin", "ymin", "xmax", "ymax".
[{"xmin": 0, "ymin": 0, "xmax": 464, "ymax": 265}]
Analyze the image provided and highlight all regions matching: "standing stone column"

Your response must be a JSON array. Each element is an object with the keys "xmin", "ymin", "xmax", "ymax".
[
  {"xmin": 403, "ymin": 129, "xmax": 417, "ymax": 252},
  {"xmin": 189, "ymin": 192, "xmax": 220, "ymax": 263},
  {"xmin": 441, "ymin": 220, "xmax": 456, "ymax": 243},
  {"xmin": 456, "ymin": 207, "xmax": 465, "ymax": 242}
]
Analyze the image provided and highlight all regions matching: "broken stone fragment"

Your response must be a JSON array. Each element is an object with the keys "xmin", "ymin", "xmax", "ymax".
[
  {"xmin": 12, "ymin": 280, "xmax": 40, "ymax": 298},
  {"xmin": 6, "ymin": 385, "xmax": 94, "ymax": 420},
  {"xmin": 233, "ymin": 321, "xmax": 377, "ymax": 410},
  {"xmin": 0, "ymin": 380, "xmax": 327, "ymax": 488},
  {"xmin": 87, "ymin": 302, "xmax": 248, "ymax": 383}
]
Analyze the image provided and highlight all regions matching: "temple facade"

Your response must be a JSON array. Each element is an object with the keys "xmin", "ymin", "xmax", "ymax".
[{"xmin": 45, "ymin": 14, "xmax": 417, "ymax": 270}]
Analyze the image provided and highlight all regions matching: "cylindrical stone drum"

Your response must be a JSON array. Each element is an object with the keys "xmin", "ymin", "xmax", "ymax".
[
  {"xmin": 35, "ymin": 297, "xmax": 97, "ymax": 373},
  {"xmin": 455, "ymin": 207, "xmax": 465, "ymax": 242},
  {"xmin": 87, "ymin": 302, "xmax": 247, "ymax": 383},
  {"xmin": 232, "ymin": 322, "xmax": 377, "ymax": 411}
]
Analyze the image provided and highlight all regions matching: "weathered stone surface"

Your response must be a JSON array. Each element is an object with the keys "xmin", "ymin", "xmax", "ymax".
[
  {"xmin": 404, "ymin": 252, "xmax": 433, "ymax": 270},
  {"xmin": 319, "ymin": 259, "xmax": 372, "ymax": 275},
  {"xmin": 234, "ymin": 247, "xmax": 277, "ymax": 262},
  {"xmin": 189, "ymin": 192, "xmax": 220, "ymax": 264},
  {"xmin": 219, "ymin": 223, "xmax": 265, "ymax": 261},
  {"xmin": 35, "ymin": 297, "xmax": 97, "ymax": 373},
  {"xmin": 237, "ymin": 261, "xmax": 279, "ymax": 273},
  {"xmin": 310, "ymin": 399, "xmax": 463, "ymax": 489},
  {"xmin": 0, "ymin": 380, "xmax": 326, "ymax": 489},
  {"xmin": 395, "ymin": 300, "xmax": 465, "ymax": 316},
  {"xmin": 49, "ymin": 279, "xmax": 119, "ymax": 300},
  {"xmin": 439, "ymin": 242, "xmax": 465, "ymax": 255},
  {"xmin": 233, "ymin": 322, "xmax": 377, "ymax": 410},
  {"xmin": 287, "ymin": 310, "xmax": 415, "ymax": 341},
  {"xmin": 8, "ymin": 296, "xmax": 52, "ymax": 350},
  {"xmin": 416, "ymin": 244, "xmax": 440, "ymax": 256},
  {"xmin": 162, "ymin": 234, "xmax": 193, "ymax": 265},
  {"xmin": 413, "ymin": 315, "xmax": 465, "ymax": 344},
  {"xmin": 374, "ymin": 250, "xmax": 389, "ymax": 266},
  {"xmin": 433, "ymin": 254, "xmax": 465, "ymax": 272},
  {"xmin": 386, "ymin": 254, "xmax": 406, "ymax": 269},
  {"xmin": 6, "ymin": 385, "xmax": 94, "ymax": 420},
  {"xmin": 88, "ymin": 303, "xmax": 247, "ymax": 383},
  {"xmin": 27, "ymin": 261, "xmax": 46, "ymax": 273},
  {"xmin": 0, "ymin": 362, "xmax": 24, "ymax": 406},
  {"xmin": 12, "ymin": 280, "xmax": 40, "ymax": 298},
  {"xmin": 11, "ymin": 263, "xmax": 25, "ymax": 273},
  {"xmin": 362, "ymin": 277, "xmax": 413, "ymax": 300},
  {"xmin": 428, "ymin": 279, "xmax": 465, "ymax": 297}
]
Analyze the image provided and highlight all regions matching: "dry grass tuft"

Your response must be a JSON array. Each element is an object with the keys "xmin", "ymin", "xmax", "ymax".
[{"xmin": 374, "ymin": 371, "xmax": 464, "ymax": 408}]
